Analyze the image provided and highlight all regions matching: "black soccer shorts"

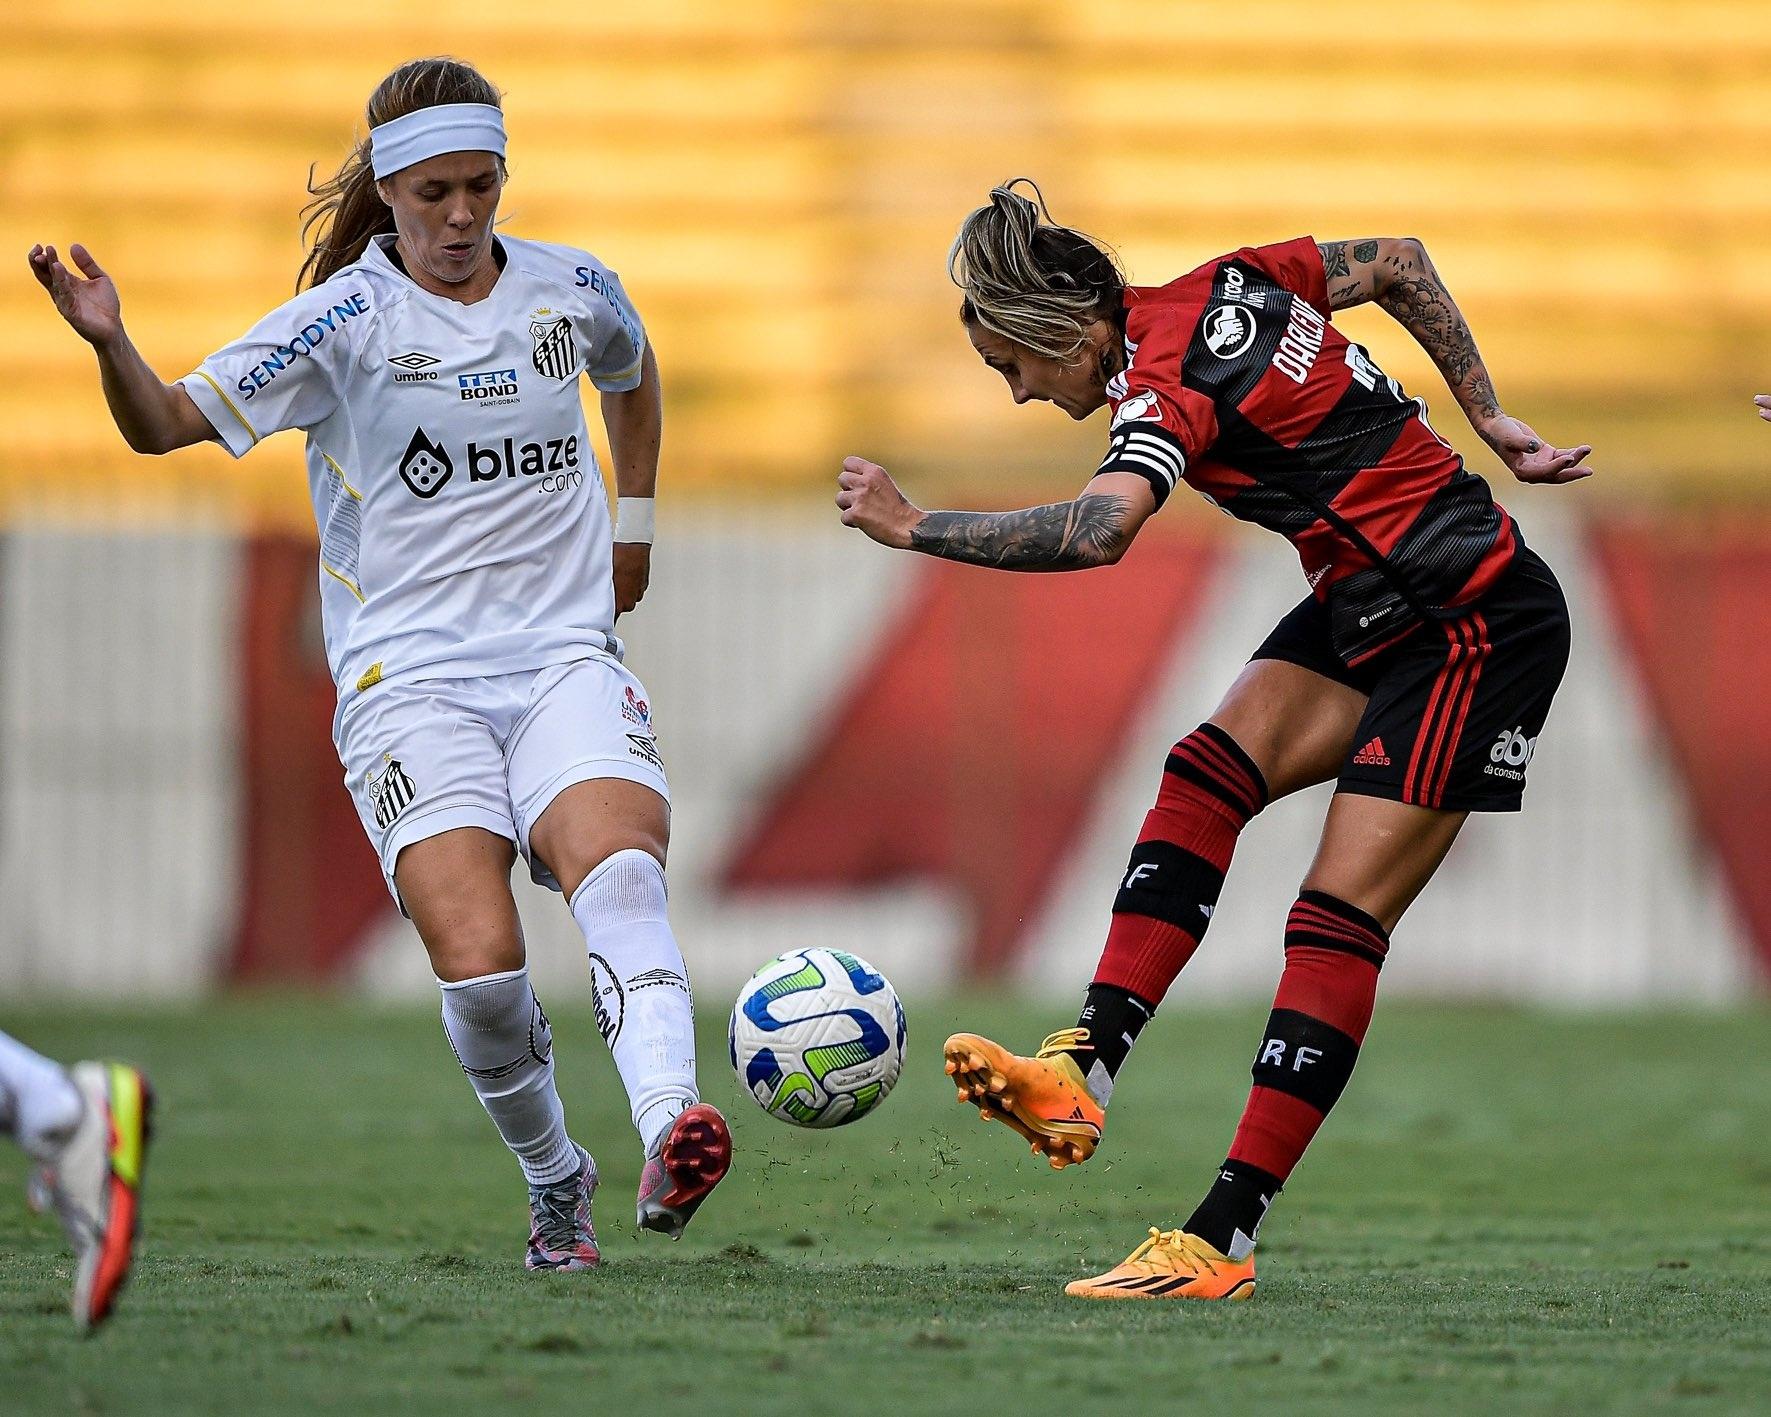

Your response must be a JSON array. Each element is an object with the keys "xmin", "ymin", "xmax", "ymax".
[{"xmin": 1250, "ymin": 546, "xmax": 1571, "ymax": 812}]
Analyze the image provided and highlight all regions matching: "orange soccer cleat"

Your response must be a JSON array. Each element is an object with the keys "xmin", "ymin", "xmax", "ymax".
[
  {"xmin": 1064, "ymin": 1228, "xmax": 1256, "ymax": 1301},
  {"xmin": 942, "ymin": 1029, "xmax": 1104, "ymax": 1169}
]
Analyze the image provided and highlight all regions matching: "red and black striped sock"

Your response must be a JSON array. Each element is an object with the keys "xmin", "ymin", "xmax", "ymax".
[
  {"xmin": 1185, "ymin": 890, "xmax": 1390, "ymax": 1259},
  {"xmin": 1066, "ymin": 723, "xmax": 1267, "ymax": 1101}
]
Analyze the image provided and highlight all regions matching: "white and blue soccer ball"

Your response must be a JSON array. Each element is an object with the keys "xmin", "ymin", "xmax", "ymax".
[{"xmin": 729, "ymin": 949, "xmax": 907, "ymax": 1128}]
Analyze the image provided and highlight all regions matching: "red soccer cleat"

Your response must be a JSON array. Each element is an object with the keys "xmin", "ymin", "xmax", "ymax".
[{"xmin": 635, "ymin": 1103, "xmax": 732, "ymax": 1239}]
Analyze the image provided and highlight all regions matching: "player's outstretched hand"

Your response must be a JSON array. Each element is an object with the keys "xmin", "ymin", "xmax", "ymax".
[
  {"xmin": 1753, "ymin": 394, "xmax": 1771, "ymax": 423},
  {"xmin": 837, "ymin": 456, "xmax": 923, "ymax": 549},
  {"xmin": 1479, "ymin": 414, "xmax": 1594, "ymax": 485},
  {"xmin": 612, "ymin": 541, "xmax": 650, "ymax": 618},
  {"xmin": 28, "ymin": 243, "xmax": 122, "ymax": 346}
]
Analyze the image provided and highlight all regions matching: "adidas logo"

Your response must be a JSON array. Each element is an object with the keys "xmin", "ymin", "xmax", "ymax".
[{"xmin": 1352, "ymin": 736, "xmax": 1391, "ymax": 767}]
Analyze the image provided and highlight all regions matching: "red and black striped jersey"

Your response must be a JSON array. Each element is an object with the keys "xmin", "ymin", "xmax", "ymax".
[{"xmin": 1099, "ymin": 237, "xmax": 1517, "ymax": 663}]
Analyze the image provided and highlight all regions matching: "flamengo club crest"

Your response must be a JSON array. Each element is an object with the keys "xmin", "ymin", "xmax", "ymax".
[
  {"xmin": 529, "ymin": 308, "xmax": 577, "ymax": 380},
  {"xmin": 366, "ymin": 756, "xmax": 416, "ymax": 830}
]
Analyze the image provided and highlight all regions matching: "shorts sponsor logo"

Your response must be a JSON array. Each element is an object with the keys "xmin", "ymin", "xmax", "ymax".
[
  {"xmin": 388, "ymin": 350, "xmax": 441, "ymax": 383},
  {"xmin": 366, "ymin": 756, "xmax": 416, "ymax": 830},
  {"xmin": 621, "ymin": 686, "xmax": 651, "ymax": 728},
  {"xmin": 398, "ymin": 427, "xmax": 453, "ymax": 499},
  {"xmin": 586, "ymin": 953, "xmax": 624, "ymax": 1045},
  {"xmin": 236, "ymin": 291, "xmax": 370, "ymax": 401},
  {"xmin": 626, "ymin": 731, "xmax": 664, "ymax": 771},
  {"xmin": 458, "ymin": 368, "xmax": 520, "ymax": 405},
  {"xmin": 1353, "ymin": 736, "xmax": 1391, "ymax": 767},
  {"xmin": 1485, "ymin": 726, "xmax": 1536, "ymax": 781},
  {"xmin": 530, "ymin": 310, "xmax": 578, "ymax": 380},
  {"xmin": 1204, "ymin": 304, "xmax": 1258, "ymax": 359},
  {"xmin": 1110, "ymin": 390, "xmax": 1164, "ymax": 427}
]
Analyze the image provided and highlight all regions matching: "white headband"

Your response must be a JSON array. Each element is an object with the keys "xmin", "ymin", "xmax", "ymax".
[{"xmin": 370, "ymin": 103, "xmax": 507, "ymax": 179}]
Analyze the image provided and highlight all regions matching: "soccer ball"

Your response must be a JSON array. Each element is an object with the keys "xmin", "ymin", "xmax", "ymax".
[{"xmin": 729, "ymin": 949, "xmax": 906, "ymax": 1128}]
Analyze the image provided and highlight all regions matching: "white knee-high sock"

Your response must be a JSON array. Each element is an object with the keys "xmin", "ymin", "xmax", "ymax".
[
  {"xmin": 0, "ymin": 1028, "xmax": 84, "ymax": 1162},
  {"xmin": 438, "ymin": 968, "xmax": 581, "ymax": 1187},
  {"xmin": 569, "ymin": 849, "xmax": 698, "ymax": 1155}
]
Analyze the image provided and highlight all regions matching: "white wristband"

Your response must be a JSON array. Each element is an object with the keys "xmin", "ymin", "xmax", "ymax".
[{"xmin": 614, "ymin": 496, "xmax": 655, "ymax": 544}]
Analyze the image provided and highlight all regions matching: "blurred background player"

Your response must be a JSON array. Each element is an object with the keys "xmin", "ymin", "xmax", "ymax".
[
  {"xmin": 26, "ymin": 57, "xmax": 729, "ymax": 1271},
  {"xmin": 0, "ymin": 1030, "xmax": 150, "ymax": 1329},
  {"xmin": 837, "ymin": 180, "xmax": 1593, "ymax": 1300}
]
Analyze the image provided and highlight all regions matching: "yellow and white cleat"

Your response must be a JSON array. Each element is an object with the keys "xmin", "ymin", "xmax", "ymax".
[
  {"xmin": 942, "ymin": 1029, "xmax": 1104, "ymax": 1170},
  {"xmin": 1064, "ymin": 1228, "xmax": 1256, "ymax": 1301}
]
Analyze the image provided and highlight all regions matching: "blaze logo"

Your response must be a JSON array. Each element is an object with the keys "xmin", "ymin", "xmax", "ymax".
[{"xmin": 398, "ymin": 428, "xmax": 453, "ymax": 498}]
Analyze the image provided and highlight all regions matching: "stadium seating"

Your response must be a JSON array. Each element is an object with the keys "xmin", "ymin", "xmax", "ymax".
[{"xmin": 5, "ymin": 0, "xmax": 1770, "ymax": 527}]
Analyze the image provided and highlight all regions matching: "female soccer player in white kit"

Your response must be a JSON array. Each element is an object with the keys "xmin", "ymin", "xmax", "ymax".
[{"xmin": 27, "ymin": 57, "xmax": 730, "ymax": 1270}]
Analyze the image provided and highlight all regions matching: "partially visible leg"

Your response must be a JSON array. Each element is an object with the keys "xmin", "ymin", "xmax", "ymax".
[
  {"xmin": 531, "ymin": 777, "xmax": 697, "ymax": 1154},
  {"xmin": 530, "ymin": 776, "xmax": 730, "ymax": 1237},
  {"xmin": 2, "ymin": 1031, "xmax": 152, "ymax": 1329},
  {"xmin": 0, "ymin": 1028, "xmax": 83, "ymax": 1161},
  {"xmin": 399, "ymin": 826, "xmax": 598, "ymax": 1271},
  {"xmin": 1183, "ymin": 794, "xmax": 1466, "ymax": 1260},
  {"xmin": 945, "ymin": 657, "xmax": 1370, "ymax": 1169},
  {"xmin": 1077, "ymin": 660, "xmax": 1371, "ymax": 1088}
]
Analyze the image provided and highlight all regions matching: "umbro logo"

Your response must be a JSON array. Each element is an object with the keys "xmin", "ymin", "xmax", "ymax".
[
  {"xmin": 1353, "ymin": 736, "xmax": 1391, "ymax": 767},
  {"xmin": 629, "ymin": 968, "xmax": 690, "ymax": 995},
  {"xmin": 389, "ymin": 350, "xmax": 442, "ymax": 384}
]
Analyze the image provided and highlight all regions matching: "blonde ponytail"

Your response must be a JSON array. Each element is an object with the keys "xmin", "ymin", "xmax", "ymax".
[{"xmin": 949, "ymin": 179, "xmax": 1124, "ymax": 362}]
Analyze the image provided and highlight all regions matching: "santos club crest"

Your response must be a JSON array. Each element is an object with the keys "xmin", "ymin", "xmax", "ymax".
[
  {"xmin": 366, "ymin": 757, "xmax": 416, "ymax": 830},
  {"xmin": 530, "ymin": 311, "xmax": 578, "ymax": 380}
]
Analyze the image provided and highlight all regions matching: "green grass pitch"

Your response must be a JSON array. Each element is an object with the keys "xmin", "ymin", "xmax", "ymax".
[{"xmin": 1, "ymin": 997, "xmax": 1767, "ymax": 1414}]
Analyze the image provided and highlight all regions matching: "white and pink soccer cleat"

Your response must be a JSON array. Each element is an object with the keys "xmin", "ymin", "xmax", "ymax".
[
  {"xmin": 524, "ymin": 1144, "xmax": 600, "ymax": 1272},
  {"xmin": 636, "ymin": 1103, "xmax": 732, "ymax": 1239}
]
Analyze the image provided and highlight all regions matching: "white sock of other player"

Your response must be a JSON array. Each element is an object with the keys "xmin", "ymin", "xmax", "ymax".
[
  {"xmin": 0, "ymin": 1029, "xmax": 84, "ymax": 1162},
  {"xmin": 438, "ymin": 968, "xmax": 582, "ymax": 1186},
  {"xmin": 569, "ymin": 849, "xmax": 698, "ymax": 1155}
]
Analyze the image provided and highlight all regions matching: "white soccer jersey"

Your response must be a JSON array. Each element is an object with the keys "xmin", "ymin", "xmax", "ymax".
[{"xmin": 181, "ymin": 234, "xmax": 646, "ymax": 707}]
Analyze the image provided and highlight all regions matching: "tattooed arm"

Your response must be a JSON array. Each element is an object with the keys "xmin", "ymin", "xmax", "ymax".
[
  {"xmin": 1315, "ymin": 238, "xmax": 1594, "ymax": 485},
  {"xmin": 836, "ymin": 458, "xmax": 1157, "ymax": 571}
]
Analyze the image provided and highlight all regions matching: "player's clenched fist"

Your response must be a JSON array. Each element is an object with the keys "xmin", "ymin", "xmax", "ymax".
[{"xmin": 836, "ymin": 455, "xmax": 924, "ymax": 549}]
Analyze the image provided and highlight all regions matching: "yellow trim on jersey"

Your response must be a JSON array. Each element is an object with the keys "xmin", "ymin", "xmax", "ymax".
[
  {"xmin": 321, "ymin": 560, "xmax": 364, "ymax": 602},
  {"xmin": 191, "ymin": 370, "xmax": 259, "ymax": 447},
  {"xmin": 322, "ymin": 452, "xmax": 364, "ymax": 501},
  {"xmin": 597, "ymin": 354, "xmax": 644, "ymax": 387}
]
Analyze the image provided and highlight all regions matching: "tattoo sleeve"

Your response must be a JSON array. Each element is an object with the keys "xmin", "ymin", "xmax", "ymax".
[
  {"xmin": 909, "ymin": 494, "xmax": 1131, "ymax": 571},
  {"xmin": 1317, "ymin": 241, "xmax": 1350, "ymax": 280},
  {"xmin": 1374, "ymin": 245, "xmax": 1500, "ymax": 423}
]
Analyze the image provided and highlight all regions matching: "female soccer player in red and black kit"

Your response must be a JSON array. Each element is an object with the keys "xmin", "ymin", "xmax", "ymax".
[{"xmin": 836, "ymin": 181, "xmax": 1593, "ymax": 1301}]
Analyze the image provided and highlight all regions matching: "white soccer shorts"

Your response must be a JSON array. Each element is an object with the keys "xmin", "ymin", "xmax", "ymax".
[{"xmin": 335, "ymin": 655, "xmax": 670, "ymax": 909}]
